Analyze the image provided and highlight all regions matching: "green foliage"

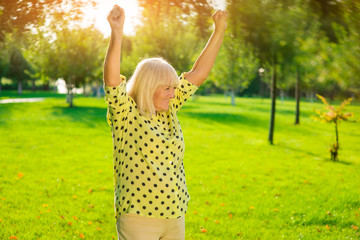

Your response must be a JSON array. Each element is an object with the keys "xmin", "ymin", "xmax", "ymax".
[
  {"xmin": 312, "ymin": 94, "xmax": 355, "ymax": 161},
  {"xmin": 313, "ymin": 94, "xmax": 354, "ymax": 124},
  {"xmin": 0, "ymin": 0, "xmax": 94, "ymax": 36},
  {"xmin": 130, "ymin": 5, "xmax": 201, "ymax": 74},
  {"xmin": 210, "ymin": 34, "xmax": 259, "ymax": 104}
]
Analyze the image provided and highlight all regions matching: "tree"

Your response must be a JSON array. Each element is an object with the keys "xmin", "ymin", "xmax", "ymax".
[
  {"xmin": 130, "ymin": 3, "xmax": 201, "ymax": 74},
  {"xmin": 7, "ymin": 45, "xmax": 31, "ymax": 95},
  {"xmin": 51, "ymin": 25, "xmax": 106, "ymax": 107},
  {"xmin": 312, "ymin": 95, "xmax": 354, "ymax": 161},
  {"xmin": 211, "ymin": 35, "xmax": 259, "ymax": 105},
  {"xmin": 0, "ymin": 33, "xmax": 11, "ymax": 95},
  {"xmin": 0, "ymin": 0, "xmax": 95, "ymax": 94},
  {"xmin": 0, "ymin": 0, "xmax": 93, "ymax": 38}
]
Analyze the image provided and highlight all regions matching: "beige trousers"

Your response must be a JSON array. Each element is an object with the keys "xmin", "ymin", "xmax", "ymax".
[{"xmin": 116, "ymin": 213, "xmax": 185, "ymax": 240}]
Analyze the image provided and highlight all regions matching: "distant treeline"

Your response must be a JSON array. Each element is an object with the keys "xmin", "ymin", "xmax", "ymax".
[{"xmin": 0, "ymin": 0, "xmax": 359, "ymax": 102}]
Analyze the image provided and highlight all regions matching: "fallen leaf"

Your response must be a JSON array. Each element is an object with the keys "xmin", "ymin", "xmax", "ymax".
[
  {"xmin": 9, "ymin": 236, "xmax": 18, "ymax": 240},
  {"xmin": 17, "ymin": 172, "xmax": 24, "ymax": 179},
  {"xmin": 73, "ymin": 216, "xmax": 79, "ymax": 221},
  {"xmin": 327, "ymin": 211, "xmax": 331, "ymax": 216},
  {"xmin": 200, "ymin": 227, "xmax": 207, "ymax": 233},
  {"xmin": 60, "ymin": 216, "xmax": 65, "ymax": 220},
  {"xmin": 326, "ymin": 225, "xmax": 330, "ymax": 230},
  {"xmin": 214, "ymin": 220, "xmax": 219, "ymax": 224},
  {"xmin": 68, "ymin": 222, "xmax": 72, "ymax": 226},
  {"xmin": 79, "ymin": 233, "xmax": 84, "ymax": 239}
]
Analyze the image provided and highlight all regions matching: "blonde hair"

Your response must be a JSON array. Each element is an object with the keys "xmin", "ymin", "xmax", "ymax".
[{"xmin": 126, "ymin": 57, "xmax": 179, "ymax": 117}]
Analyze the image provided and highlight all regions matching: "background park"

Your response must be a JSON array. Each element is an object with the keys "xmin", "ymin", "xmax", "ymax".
[{"xmin": 0, "ymin": 0, "xmax": 359, "ymax": 239}]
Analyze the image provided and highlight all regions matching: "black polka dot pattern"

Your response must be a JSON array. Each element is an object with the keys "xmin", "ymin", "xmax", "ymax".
[{"xmin": 104, "ymin": 73, "xmax": 198, "ymax": 220}]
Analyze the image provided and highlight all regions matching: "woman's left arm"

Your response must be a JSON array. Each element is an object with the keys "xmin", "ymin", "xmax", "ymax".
[{"xmin": 184, "ymin": 10, "xmax": 228, "ymax": 87}]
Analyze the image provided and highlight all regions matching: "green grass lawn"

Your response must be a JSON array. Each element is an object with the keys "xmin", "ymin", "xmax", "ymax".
[{"xmin": 0, "ymin": 93, "xmax": 359, "ymax": 239}]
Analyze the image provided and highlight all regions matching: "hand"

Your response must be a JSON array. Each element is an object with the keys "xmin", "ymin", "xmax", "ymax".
[
  {"xmin": 212, "ymin": 10, "xmax": 228, "ymax": 32},
  {"xmin": 107, "ymin": 5, "xmax": 125, "ymax": 34}
]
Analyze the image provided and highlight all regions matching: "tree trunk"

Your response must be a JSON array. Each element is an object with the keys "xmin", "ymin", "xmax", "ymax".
[
  {"xmin": 230, "ymin": 89, "xmax": 236, "ymax": 106},
  {"xmin": 44, "ymin": 81, "xmax": 50, "ymax": 91},
  {"xmin": 295, "ymin": 70, "xmax": 300, "ymax": 125},
  {"xmin": 17, "ymin": 81, "xmax": 23, "ymax": 95},
  {"xmin": 310, "ymin": 89, "xmax": 314, "ymax": 103},
  {"xmin": 83, "ymin": 83, "xmax": 86, "ymax": 96},
  {"xmin": 268, "ymin": 56, "xmax": 277, "ymax": 145},
  {"xmin": 66, "ymin": 83, "xmax": 74, "ymax": 107},
  {"xmin": 0, "ymin": 77, "xmax": 2, "ymax": 96},
  {"xmin": 259, "ymin": 77, "xmax": 264, "ymax": 98},
  {"xmin": 32, "ymin": 79, "xmax": 36, "ymax": 91},
  {"xmin": 280, "ymin": 89, "xmax": 285, "ymax": 104},
  {"xmin": 334, "ymin": 122, "xmax": 339, "ymax": 161},
  {"xmin": 96, "ymin": 82, "xmax": 102, "ymax": 98}
]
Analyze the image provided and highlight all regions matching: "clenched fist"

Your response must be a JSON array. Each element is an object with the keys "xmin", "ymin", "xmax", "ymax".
[
  {"xmin": 107, "ymin": 5, "xmax": 125, "ymax": 34},
  {"xmin": 212, "ymin": 10, "xmax": 228, "ymax": 32}
]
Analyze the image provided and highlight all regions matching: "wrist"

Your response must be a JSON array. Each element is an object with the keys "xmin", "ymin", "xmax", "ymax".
[
  {"xmin": 214, "ymin": 27, "xmax": 226, "ymax": 36},
  {"xmin": 111, "ymin": 29, "xmax": 123, "ymax": 40}
]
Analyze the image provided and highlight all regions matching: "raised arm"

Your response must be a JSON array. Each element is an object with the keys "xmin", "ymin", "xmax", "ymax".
[
  {"xmin": 185, "ymin": 10, "xmax": 228, "ymax": 87},
  {"xmin": 103, "ymin": 5, "xmax": 125, "ymax": 87}
]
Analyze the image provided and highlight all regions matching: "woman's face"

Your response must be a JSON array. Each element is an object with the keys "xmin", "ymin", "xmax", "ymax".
[{"xmin": 153, "ymin": 83, "xmax": 176, "ymax": 112}]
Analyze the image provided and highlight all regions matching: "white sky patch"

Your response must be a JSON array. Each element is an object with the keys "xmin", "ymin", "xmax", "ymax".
[{"xmin": 81, "ymin": 0, "xmax": 226, "ymax": 37}]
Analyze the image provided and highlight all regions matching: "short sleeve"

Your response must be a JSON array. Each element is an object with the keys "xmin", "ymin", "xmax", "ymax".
[
  {"xmin": 170, "ymin": 73, "xmax": 199, "ymax": 113},
  {"xmin": 103, "ymin": 75, "xmax": 136, "ymax": 126}
]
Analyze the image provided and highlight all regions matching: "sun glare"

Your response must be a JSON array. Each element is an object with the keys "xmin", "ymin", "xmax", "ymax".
[
  {"xmin": 81, "ymin": 0, "xmax": 141, "ymax": 36},
  {"xmin": 81, "ymin": 0, "xmax": 226, "ymax": 37}
]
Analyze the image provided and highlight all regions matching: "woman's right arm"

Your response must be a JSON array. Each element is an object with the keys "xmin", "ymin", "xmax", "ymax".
[{"xmin": 103, "ymin": 5, "xmax": 125, "ymax": 87}]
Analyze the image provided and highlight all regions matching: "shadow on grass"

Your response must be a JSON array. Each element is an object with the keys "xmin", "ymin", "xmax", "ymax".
[
  {"xmin": 1, "ymin": 90, "xmax": 66, "ymax": 99},
  {"xmin": 302, "ymin": 217, "xmax": 358, "ymax": 228},
  {"xmin": 191, "ymin": 98, "xmax": 317, "ymax": 119},
  {"xmin": 180, "ymin": 110, "xmax": 268, "ymax": 130},
  {"xmin": 275, "ymin": 144, "xmax": 354, "ymax": 165},
  {"xmin": 0, "ymin": 103, "xmax": 13, "ymax": 126},
  {"xmin": 51, "ymin": 106, "xmax": 107, "ymax": 127},
  {"xmin": 274, "ymin": 144, "xmax": 320, "ymax": 158}
]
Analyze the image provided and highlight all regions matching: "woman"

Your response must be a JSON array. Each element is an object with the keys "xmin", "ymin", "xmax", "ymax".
[{"xmin": 103, "ymin": 5, "xmax": 228, "ymax": 240}]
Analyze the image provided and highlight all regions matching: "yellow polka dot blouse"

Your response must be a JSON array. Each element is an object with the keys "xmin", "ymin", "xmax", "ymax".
[{"xmin": 104, "ymin": 73, "xmax": 198, "ymax": 220}]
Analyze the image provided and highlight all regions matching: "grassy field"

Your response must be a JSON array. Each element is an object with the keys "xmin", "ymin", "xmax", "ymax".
[{"xmin": 0, "ymin": 92, "xmax": 359, "ymax": 239}]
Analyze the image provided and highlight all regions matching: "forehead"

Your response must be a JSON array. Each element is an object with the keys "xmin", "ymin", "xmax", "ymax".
[{"xmin": 161, "ymin": 80, "xmax": 178, "ymax": 87}]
